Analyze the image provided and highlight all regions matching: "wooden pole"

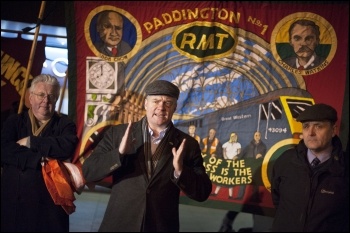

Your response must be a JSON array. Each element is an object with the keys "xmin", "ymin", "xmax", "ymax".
[
  {"xmin": 57, "ymin": 70, "xmax": 68, "ymax": 115},
  {"xmin": 18, "ymin": 1, "xmax": 46, "ymax": 114}
]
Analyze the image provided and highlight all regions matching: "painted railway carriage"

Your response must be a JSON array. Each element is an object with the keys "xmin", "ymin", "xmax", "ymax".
[{"xmin": 176, "ymin": 87, "xmax": 314, "ymax": 216}]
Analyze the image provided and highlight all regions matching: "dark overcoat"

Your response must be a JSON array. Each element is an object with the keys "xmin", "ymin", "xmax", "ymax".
[
  {"xmin": 1, "ymin": 111, "xmax": 78, "ymax": 232},
  {"xmin": 83, "ymin": 119, "xmax": 212, "ymax": 232}
]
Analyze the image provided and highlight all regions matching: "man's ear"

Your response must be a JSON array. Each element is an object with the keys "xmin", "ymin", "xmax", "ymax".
[{"xmin": 332, "ymin": 123, "xmax": 338, "ymax": 137}]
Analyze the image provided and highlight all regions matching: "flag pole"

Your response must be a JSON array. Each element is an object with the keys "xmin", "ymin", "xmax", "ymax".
[
  {"xmin": 18, "ymin": 1, "xmax": 46, "ymax": 114},
  {"xmin": 57, "ymin": 69, "xmax": 68, "ymax": 115}
]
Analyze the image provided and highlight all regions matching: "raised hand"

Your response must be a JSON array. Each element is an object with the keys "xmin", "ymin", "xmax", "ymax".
[
  {"xmin": 172, "ymin": 138, "xmax": 186, "ymax": 177},
  {"xmin": 119, "ymin": 121, "xmax": 134, "ymax": 155}
]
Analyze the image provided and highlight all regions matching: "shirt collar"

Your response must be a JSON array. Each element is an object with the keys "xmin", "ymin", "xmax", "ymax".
[
  {"xmin": 107, "ymin": 46, "xmax": 117, "ymax": 51},
  {"xmin": 307, "ymin": 148, "xmax": 332, "ymax": 164},
  {"xmin": 148, "ymin": 127, "xmax": 168, "ymax": 145},
  {"xmin": 296, "ymin": 54, "xmax": 316, "ymax": 69}
]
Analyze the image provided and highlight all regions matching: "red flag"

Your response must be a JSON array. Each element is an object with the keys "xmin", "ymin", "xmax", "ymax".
[{"xmin": 1, "ymin": 35, "xmax": 46, "ymax": 125}]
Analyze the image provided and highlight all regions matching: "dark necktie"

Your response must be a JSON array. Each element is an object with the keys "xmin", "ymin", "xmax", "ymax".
[
  {"xmin": 310, "ymin": 157, "xmax": 320, "ymax": 168},
  {"xmin": 111, "ymin": 47, "xmax": 117, "ymax": 56},
  {"xmin": 298, "ymin": 65, "xmax": 304, "ymax": 70}
]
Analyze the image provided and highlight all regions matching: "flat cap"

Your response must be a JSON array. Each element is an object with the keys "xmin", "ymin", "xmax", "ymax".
[
  {"xmin": 145, "ymin": 80, "xmax": 180, "ymax": 99},
  {"xmin": 297, "ymin": 103, "xmax": 337, "ymax": 122}
]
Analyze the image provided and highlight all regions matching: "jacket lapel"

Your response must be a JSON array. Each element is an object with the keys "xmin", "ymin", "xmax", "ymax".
[
  {"xmin": 131, "ymin": 121, "xmax": 150, "ymax": 182},
  {"xmin": 150, "ymin": 130, "xmax": 181, "ymax": 181}
]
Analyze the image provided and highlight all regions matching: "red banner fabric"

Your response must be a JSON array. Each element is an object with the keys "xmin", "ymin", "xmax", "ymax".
[
  {"xmin": 1, "ymin": 35, "xmax": 46, "ymax": 127},
  {"xmin": 66, "ymin": 1, "xmax": 349, "ymax": 216}
]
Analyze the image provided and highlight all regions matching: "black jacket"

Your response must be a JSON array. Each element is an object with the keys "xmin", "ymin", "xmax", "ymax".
[
  {"xmin": 271, "ymin": 136, "xmax": 349, "ymax": 232},
  {"xmin": 82, "ymin": 119, "xmax": 212, "ymax": 232},
  {"xmin": 1, "ymin": 111, "xmax": 78, "ymax": 232}
]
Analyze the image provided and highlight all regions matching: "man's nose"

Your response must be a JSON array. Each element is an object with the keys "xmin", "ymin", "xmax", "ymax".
[{"xmin": 308, "ymin": 126, "xmax": 316, "ymax": 135}]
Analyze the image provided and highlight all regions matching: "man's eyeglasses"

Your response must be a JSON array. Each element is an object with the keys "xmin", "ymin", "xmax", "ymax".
[{"xmin": 32, "ymin": 92, "xmax": 57, "ymax": 102}]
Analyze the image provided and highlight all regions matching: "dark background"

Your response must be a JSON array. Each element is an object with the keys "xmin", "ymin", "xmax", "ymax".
[
  {"xmin": 2, "ymin": 1, "xmax": 345, "ymax": 29},
  {"xmin": 1, "ymin": 1, "xmax": 66, "ymax": 27}
]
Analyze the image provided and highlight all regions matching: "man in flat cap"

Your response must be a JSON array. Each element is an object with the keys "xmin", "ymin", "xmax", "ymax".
[
  {"xmin": 271, "ymin": 103, "xmax": 349, "ymax": 232},
  {"xmin": 83, "ymin": 80, "xmax": 212, "ymax": 232}
]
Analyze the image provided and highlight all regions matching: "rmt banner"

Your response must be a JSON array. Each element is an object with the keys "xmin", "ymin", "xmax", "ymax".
[{"xmin": 65, "ymin": 1, "xmax": 348, "ymax": 216}]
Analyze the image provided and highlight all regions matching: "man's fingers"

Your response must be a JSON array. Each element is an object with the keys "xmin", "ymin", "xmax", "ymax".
[
  {"xmin": 126, "ymin": 120, "xmax": 132, "ymax": 134},
  {"xmin": 175, "ymin": 139, "xmax": 186, "ymax": 156},
  {"xmin": 179, "ymin": 138, "xmax": 186, "ymax": 151},
  {"xmin": 119, "ymin": 121, "xmax": 133, "ymax": 154}
]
